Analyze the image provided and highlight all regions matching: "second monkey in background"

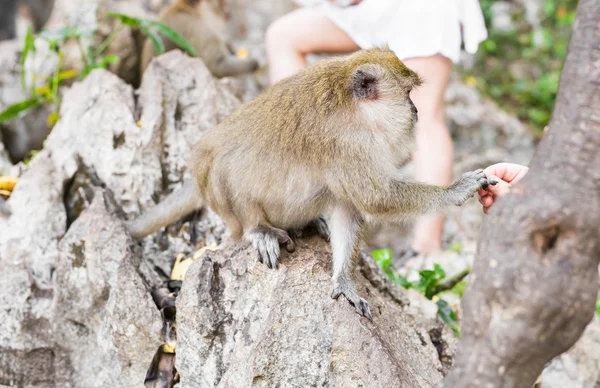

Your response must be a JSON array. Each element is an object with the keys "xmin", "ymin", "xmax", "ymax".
[{"xmin": 140, "ymin": 0, "xmax": 258, "ymax": 78}]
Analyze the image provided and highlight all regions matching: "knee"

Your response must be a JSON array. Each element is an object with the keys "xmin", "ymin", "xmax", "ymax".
[
  {"xmin": 411, "ymin": 92, "xmax": 446, "ymax": 129},
  {"xmin": 414, "ymin": 110, "xmax": 451, "ymax": 143}
]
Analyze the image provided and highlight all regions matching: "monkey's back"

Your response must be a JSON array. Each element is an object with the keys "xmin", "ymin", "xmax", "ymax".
[
  {"xmin": 190, "ymin": 69, "xmax": 349, "ymax": 234},
  {"xmin": 191, "ymin": 48, "xmax": 417, "ymax": 235}
]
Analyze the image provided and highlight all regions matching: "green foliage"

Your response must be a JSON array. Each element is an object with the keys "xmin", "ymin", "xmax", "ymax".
[
  {"xmin": 0, "ymin": 11, "xmax": 196, "ymax": 128},
  {"xmin": 462, "ymin": 0, "xmax": 578, "ymax": 133},
  {"xmin": 436, "ymin": 299, "xmax": 460, "ymax": 335},
  {"xmin": 20, "ymin": 27, "xmax": 36, "ymax": 91},
  {"xmin": 107, "ymin": 13, "xmax": 197, "ymax": 56},
  {"xmin": 372, "ymin": 248, "xmax": 466, "ymax": 336},
  {"xmin": 140, "ymin": 26, "xmax": 165, "ymax": 56},
  {"xmin": 22, "ymin": 149, "xmax": 39, "ymax": 165},
  {"xmin": 451, "ymin": 280, "xmax": 467, "ymax": 299},
  {"xmin": 412, "ymin": 264, "xmax": 447, "ymax": 300},
  {"xmin": 448, "ymin": 241, "xmax": 463, "ymax": 254},
  {"xmin": 596, "ymin": 296, "xmax": 600, "ymax": 317},
  {"xmin": 0, "ymin": 98, "xmax": 42, "ymax": 123}
]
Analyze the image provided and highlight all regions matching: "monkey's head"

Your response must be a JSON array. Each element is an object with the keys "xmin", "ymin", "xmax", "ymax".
[{"xmin": 344, "ymin": 48, "xmax": 422, "ymax": 129}]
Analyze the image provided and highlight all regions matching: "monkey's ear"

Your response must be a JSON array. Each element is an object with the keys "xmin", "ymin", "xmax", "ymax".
[{"xmin": 350, "ymin": 65, "xmax": 379, "ymax": 100}]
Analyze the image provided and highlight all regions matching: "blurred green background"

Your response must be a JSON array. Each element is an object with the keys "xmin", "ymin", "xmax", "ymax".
[{"xmin": 461, "ymin": 0, "xmax": 578, "ymax": 134}]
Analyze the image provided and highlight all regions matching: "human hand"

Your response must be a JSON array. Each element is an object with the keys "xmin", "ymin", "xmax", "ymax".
[{"xmin": 478, "ymin": 163, "xmax": 529, "ymax": 214}]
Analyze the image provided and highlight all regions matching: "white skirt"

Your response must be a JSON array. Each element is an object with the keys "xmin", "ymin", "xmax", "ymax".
[{"xmin": 315, "ymin": 0, "xmax": 488, "ymax": 63}]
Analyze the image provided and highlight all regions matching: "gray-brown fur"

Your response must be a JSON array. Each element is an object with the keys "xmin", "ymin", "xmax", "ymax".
[
  {"xmin": 139, "ymin": 0, "xmax": 258, "ymax": 78},
  {"xmin": 126, "ymin": 48, "xmax": 490, "ymax": 318}
]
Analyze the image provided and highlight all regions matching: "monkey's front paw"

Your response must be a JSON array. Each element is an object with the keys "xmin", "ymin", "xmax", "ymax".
[
  {"xmin": 331, "ymin": 282, "xmax": 372, "ymax": 319},
  {"xmin": 249, "ymin": 230, "xmax": 281, "ymax": 269},
  {"xmin": 448, "ymin": 169, "xmax": 491, "ymax": 206}
]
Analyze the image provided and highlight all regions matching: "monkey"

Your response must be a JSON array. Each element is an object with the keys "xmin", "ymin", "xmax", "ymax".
[
  {"xmin": 126, "ymin": 48, "xmax": 491, "ymax": 319},
  {"xmin": 139, "ymin": 0, "xmax": 259, "ymax": 78}
]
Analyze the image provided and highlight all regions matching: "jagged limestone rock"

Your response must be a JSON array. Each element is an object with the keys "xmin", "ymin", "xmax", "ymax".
[{"xmin": 177, "ymin": 236, "xmax": 451, "ymax": 388}]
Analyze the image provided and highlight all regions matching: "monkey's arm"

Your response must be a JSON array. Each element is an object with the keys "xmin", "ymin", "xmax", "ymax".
[
  {"xmin": 124, "ymin": 180, "xmax": 203, "ymax": 238},
  {"xmin": 338, "ymin": 169, "xmax": 490, "ymax": 221},
  {"xmin": 209, "ymin": 55, "xmax": 259, "ymax": 78}
]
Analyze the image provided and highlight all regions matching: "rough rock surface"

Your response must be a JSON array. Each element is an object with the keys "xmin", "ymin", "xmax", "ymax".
[
  {"xmin": 1, "ymin": 3, "xmax": 597, "ymax": 385},
  {"xmin": 538, "ymin": 315, "xmax": 600, "ymax": 388},
  {"xmin": 0, "ymin": 53, "xmax": 239, "ymax": 386},
  {"xmin": 47, "ymin": 51, "xmax": 238, "ymax": 278},
  {"xmin": 177, "ymin": 236, "xmax": 450, "ymax": 388},
  {"xmin": 54, "ymin": 191, "xmax": 163, "ymax": 387}
]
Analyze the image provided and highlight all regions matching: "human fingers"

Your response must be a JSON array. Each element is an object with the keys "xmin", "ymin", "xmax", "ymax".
[
  {"xmin": 483, "ymin": 163, "xmax": 529, "ymax": 185},
  {"xmin": 486, "ymin": 175, "xmax": 512, "ymax": 197}
]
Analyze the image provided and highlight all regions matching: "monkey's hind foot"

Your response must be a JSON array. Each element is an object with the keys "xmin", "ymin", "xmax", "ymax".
[
  {"xmin": 248, "ymin": 227, "xmax": 295, "ymax": 269},
  {"xmin": 313, "ymin": 217, "xmax": 330, "ymax": 241},
  {"xmin": 331, "ymin": 281, "xmax": 372, "ymax": 319},
  {"xmin": 291, "ymin": 217, "xmax": 330, "ymax": 242},
  {"xmin": 268, "ymin": 226, "xmax": 295, "ymax": 253}
]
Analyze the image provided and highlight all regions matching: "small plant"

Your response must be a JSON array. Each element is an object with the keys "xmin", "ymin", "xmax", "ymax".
[
  {"xmin": 462, "ymin": 0, "xmax": 577, "ymax": 133},
  {"xmin": 372, "ymin": 248, "xmax": 469, "ymax": 336},
  {"xmin": 0, "ymin": 10, "xmax": 196, "ymax": 129}
]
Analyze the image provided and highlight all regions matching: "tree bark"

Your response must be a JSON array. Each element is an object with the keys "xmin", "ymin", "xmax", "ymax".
[{"xmin": 443, "ymin": 1, "xmax": 600, "ymax": 387}]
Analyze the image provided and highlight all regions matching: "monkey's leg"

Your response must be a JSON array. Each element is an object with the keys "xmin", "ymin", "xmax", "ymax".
[
  {"xmin": 247, "ymin": 226, "xmax": 294, "ymax": 269},
  {"xmin": 211, "ymin": 56, "xmax": 259, "ymax": 78},
  {"xmin": 290, "ymin": 216, "xmax": 330, "ymax": 241},
  {"xmin": 329, "ymin": 206, "xmax": 371, "ymax": 319}
]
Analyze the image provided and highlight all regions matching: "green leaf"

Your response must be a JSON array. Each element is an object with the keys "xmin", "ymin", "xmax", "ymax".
[
  {"xmin": 106, "ymin": 12, "xmax": 142, "ymax": 28},
  {"xmin": 414, "ymin": 264, "xmax": 448, "ymax": 299},
  {"xmin": 81, "ymin": 55, "xmax": 120, "ymax": 78},
  {"xmin": 100, "ymin": 55, "xmax": 120, "ymax": 66},
  {"xmin": 23, "ymin": 149, "xmax": 39, "ymax": 166},
  {"xmin": 449, "ymin": 241, "xmax": 463, "ymax": 254},
  {"xmin": 436, "ymin": 299, "xmax": 460, "ymax": 336},
  {"xmin": 20, "ymin": 27, "xmax": 36, "ymax": 91},
  {"xmin": 596, "ymin": 296, "xmax": 600, "ymax": 317},
  {"xmin": 34, "ymin": 86, "xmax": 52, "ymax": 97},
  {"xmin": 140, "ymin": 26, "xmax": 165, "ymax": 55},
  {"xmin": 58, "ymin": 70, "xmax": 79, "ymax": 81},
  {"xmin": 0, "ymin": 98, "xmax": 42, "ymax": 123},
  {"xmin": 47, "ymin": 111, "xmax": 60, "ymax": 126},
  {"xmin": 372, "ymin": 248, "xmax": 393, "ymax": 267},
  {"xmin": 80, "ymin": 63, "xmax": 101, "ymax": 79},
  {"xmin": 433, "ymin": 264, "xmax": 446, "ymax": 278},
  {"xmin": 452, "ymin": 280, "xmax": 467, "ymax": 298},
  {"xmin": 394, "ymin": 275, "xmax": 412, "ymax": 288},
  {"xmin": 145, "ymin": 20, "xmax": 197, "ymax": 56}
]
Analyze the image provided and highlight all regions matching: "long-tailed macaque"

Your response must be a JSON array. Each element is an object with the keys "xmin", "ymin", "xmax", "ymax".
[
  {"xmin": 127, "ymin": 48, "xmax": 491, "ymax": 318},
  {"xmin": 139, "ymin": 0, "xmax": 258, "ymax": 78}
]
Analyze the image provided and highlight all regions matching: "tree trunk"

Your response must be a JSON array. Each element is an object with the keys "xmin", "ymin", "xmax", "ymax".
[{"xmin": 443, "ymin": 1, "xmax": 600, "ymax": 387}]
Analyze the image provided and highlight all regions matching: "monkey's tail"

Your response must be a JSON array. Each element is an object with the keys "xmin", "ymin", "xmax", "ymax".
[{"xmin": 125, "ymin": 180, "xmax": 203, "ymax": 238}]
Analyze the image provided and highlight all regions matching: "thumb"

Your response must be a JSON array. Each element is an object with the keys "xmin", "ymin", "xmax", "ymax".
[{"xmin": 487, "ymin": 175, "xmax": 511, "ymax": 197}]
